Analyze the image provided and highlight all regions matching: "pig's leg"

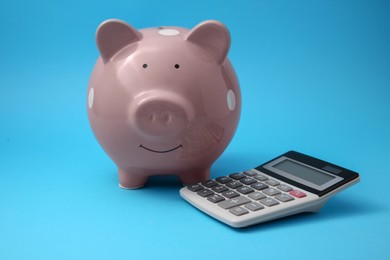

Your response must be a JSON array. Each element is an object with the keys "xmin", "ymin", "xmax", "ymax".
[
  {"xmin": 118, "ymin": 168, "xmax": 148, "ymax": 189},
  {"xmin": 178, "ymin": 167, "xmax": 210, "ymax": 185}
]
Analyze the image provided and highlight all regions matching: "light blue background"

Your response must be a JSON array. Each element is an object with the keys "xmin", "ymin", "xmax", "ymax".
[{"xmin": 1, "ymin": 0, "xmax": 389, "ymax": 259}]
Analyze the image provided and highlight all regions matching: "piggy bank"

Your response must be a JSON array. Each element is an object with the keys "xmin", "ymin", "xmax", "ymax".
[{"xmin": 87, "ymin": 19, "xmax": 241, "ymax": 189}]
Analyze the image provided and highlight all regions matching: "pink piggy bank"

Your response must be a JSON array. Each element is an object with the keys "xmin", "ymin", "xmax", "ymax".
[{"xmin": 87, "ymin": 19, "xmax": 241, "ymax": 189}]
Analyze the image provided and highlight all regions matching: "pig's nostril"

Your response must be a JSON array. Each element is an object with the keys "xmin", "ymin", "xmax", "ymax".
[
  {"xmin": 148, "ymin": 113, "xmax": 156, "ymax": 123},
  {"xmin": 147, "ymin": 112, "xmax": 172, "ymax": 124},
  {"xmin": 162, "ymin": 113, "xmax": 172, "ymax": 124}
]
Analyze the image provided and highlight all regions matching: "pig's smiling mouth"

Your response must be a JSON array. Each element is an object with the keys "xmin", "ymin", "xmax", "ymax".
[{"xmin": 139, "ymin": 144, "xmax": 183, "ymax": 153}]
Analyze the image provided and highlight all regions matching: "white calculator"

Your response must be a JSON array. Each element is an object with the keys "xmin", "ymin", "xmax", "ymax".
[{"xmin": 180, "ymin": 151, "xmax": 360, "ymax": 228}]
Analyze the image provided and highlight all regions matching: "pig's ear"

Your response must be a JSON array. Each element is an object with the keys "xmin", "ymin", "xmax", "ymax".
[
  {"xmin": 96, "ymin": 19, "xmax": 142, "ymax": 63},
  {"xmin": 185, "ymin": 20, "xmax": 230, "ymax": 64}
]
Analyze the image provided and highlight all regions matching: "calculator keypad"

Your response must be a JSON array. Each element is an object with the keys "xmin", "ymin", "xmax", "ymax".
[{"xmin": 186, "ymin": 169, "xmax": 309, "ymax": 217}]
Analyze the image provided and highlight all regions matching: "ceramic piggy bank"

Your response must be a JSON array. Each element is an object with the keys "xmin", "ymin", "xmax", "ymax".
[{"xmin": 87, "ymin": 19, "xmax": 241, "ymax": 189}]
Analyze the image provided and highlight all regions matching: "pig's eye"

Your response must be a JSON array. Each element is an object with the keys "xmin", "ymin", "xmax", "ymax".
[
  {"xmin": 174, "ymin": 64, "xmax": 180, "ymax": 69},
  {"xmin": 143, "ymin": 64, "xmax": 148, "ymax": 68}
]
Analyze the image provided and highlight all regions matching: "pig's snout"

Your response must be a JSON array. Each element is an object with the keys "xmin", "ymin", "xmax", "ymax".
[{"xmin": 131, "ymin": 91, "xmax": 193, "ymax": 139}]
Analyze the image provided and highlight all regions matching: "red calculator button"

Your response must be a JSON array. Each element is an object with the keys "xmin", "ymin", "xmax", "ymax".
[{"xmin": 289, "ymin": 190, "xmax": 307, "ymax": 198}]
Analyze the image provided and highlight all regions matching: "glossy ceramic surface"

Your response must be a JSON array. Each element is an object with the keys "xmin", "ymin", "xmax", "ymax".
[{"xmin": 87, "ymin": 19, "xmax": 241, "ymax": 188}]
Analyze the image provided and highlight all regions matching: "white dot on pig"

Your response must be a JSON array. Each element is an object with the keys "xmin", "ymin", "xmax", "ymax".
[
  {"xmin": 158, "ymin": 29, "xmax": 180, "ymax": 36},
  {"xmin": 88, "ymin": 88, "xmax": 94, "ymax": 109},
  {"xmin": 227, "ymin": 90, "xmax": 236, "ymax": 111}
]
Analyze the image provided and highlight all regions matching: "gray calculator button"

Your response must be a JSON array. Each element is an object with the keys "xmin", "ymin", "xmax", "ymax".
[
  {"xmin": 201, "ymin": 180, "xmax": 218, "ymax": 188},
  {"xmin": 248, "ymin": 192, "xmax": 266, "ymax": 200},
  {"xmin": 245, "ymin": 202, "xmax": 264, "ymax": 211},
  {"xmin": 187, "ymin": 184, "xmax": 204, "ymax": 192},
  {"xmin": 218, "ymin": 196, "xmax": 251, "ymax": 209},
  {"xmin": 240, "ymin": 177, "xmax": 257, "ymax": 185},
  {"xmin": 265, "ymin": 179, "xmax": 280, "ymax": 186},
  {"xmin": 254, "ymin": 174, "xmax": 268, "ymax": 181},
  {"xmin": 197, "ymin": 189, "xmax": 214, "ymax": 197},
  {"xmin": 226, "ymin": 181, "xmax": 243, "ymax": 189},
  {"xmin": 277, "ymin": 184, "xmax": 293, "ymax": 192},
  {"xmin": 221, "ymin": 190, "xmax": 240, "ymax": 199},
  {"xmin": 275, "ymin": 194, "xmax": 294, "ymax": 202},
  {"xmin": 229, "ymin": 207, "xmax": 249, "ymax": 216},
  {"xmin": 212, "ymin": 185, "xmax": 228, "ymax": 193},
  {"xmin": 216, "ymin": 176, "xmax": 232, "ymax": 184},
  {"xmin": 250, "ymin": 182, "xmax": 269, "ymax": 191},
  {"xmin": 243, "ymin": 170, "xmax": 258, "ymax": 176},
  {"xmin": 229, "ymin": 172, "xmax": 246, "ymax": 180},
  {"xmin": 263, "ymin": 188, "xmax": 281, "ymax": 196},
  {"xmin": 260, "ymin": 197, "xmax": 280, "ymax": 207},
  {"xmin": 207, "ymin": 194, "xmax": 225, "ymax": 203},
  {"xmin": 236, "ymin": 186, "xmax": 254, "ymax": 195}
]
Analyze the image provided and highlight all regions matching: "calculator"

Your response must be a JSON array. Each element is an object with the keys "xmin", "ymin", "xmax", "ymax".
[{"xmin": 180, "ymin": 151, "xmax": 360, "ymax": 228}]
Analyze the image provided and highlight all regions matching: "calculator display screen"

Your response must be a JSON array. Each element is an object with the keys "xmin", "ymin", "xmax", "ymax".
[{"xmin": 273, "ymin": 159, "xmax": 335, "ymax": 186}]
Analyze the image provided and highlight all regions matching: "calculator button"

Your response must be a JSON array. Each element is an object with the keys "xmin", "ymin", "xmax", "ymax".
[
  {"xmin": 229, "ymin": 172, "xmax": 246, "ymax": 180},
  {"xmin": 275, "ymin": 194, "xmax": 294, "ymax": 202},
  {"xmin": 265, "ymin": 179, "xmax": 280, "ymax": 186},
  {"xmin": 262, "ymin": 188, "xmax": 281, "ymax": 196},
  {"xmin": 248, "ymin": 192, "xmax": 267, "ymax": 200},
  {"xmin": 277, "ymin": 184, "xmax": 293, "ymax": 192},
  {"xmin": 245, "ymin": 202, "xmax": 264, "ymax": 211},
  {"xmin": 216, "ymin": 176, "xmax": 232, "ymax": 184},
  {"xmin": 259, "ymin": 197, "xmax": 280, "ymax": 207},
  {"xmin": 243, "ymin": 170, "xmax": 258, "ymax": 176},
  {"xmin": 218, "ymin": 196, "xmax": 251, "ymax": 209},
  {"xmin": 250, "ymin": 182, "xmax": 269, "ymax": 191},
  {"xmin": 236, "ymin": 186, "xmax": 254, "ymax": 195},
  {"xmin": 187, "ymin": 184, "xmax": 204, "ymax": 192},
  {"xmin": 221, "ymin": 190, "xmax": 240, "ymax": 199},
  {"xmin": 226, "ymin": 181, "xmax": 243, "ymax": 189},
  {"xmin": 211, "ymin": 185, "xmax": 228, "ymax": 193},
  {"xmin": 201, "ymin": 180, "xmax": 218, "ymax": 188},
  {"xmin": 240, "ymin": 177, "xmax": 257, "ymax": 185},
  {"xmin": 197, "ymin": 189, "xmax": 214, "ymax": 197},
  {"xmin": 207, "ymin": 194, "xmax": 225, "ymax": 203},
  {"xmin": 229, "ymin": 207, "xmax": 249, "ymax": 216},
  {"xmin": 289, "ymin": 190, "xmax": 307, "ymax": 198},
  {"xmin": 254, "ymin": 174, "xmax": 268, "ymax": 181}
]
